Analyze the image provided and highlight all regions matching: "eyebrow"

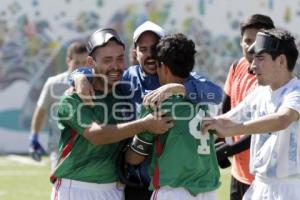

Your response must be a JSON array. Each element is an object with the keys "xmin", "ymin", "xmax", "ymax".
[{"xmin": 103, "ymin": 53, "xmax": 124, "ymax": 59}]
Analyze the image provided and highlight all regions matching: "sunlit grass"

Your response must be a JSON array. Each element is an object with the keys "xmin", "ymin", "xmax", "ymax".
[{"xmin": 0, "ymin": 155, "xmax": 230, "ymax": 200}]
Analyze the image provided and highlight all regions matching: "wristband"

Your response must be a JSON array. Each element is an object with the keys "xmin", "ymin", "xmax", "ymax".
[
  {"xmin": 30, "ymin": 133, "xmax": 38, "ymax": 141},
  {"xmin": 130, "ymin": 135, "xmax": 153, "ymax": 156}
]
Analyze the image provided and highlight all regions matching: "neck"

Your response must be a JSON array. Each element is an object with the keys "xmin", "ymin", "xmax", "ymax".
[
  {"xmin": 270, "ymin": 72, "xmax": 293, "ymax": 91},
  {"xmin": 166, "ymin": 75, "xmax": 186, "ymax": 85}
]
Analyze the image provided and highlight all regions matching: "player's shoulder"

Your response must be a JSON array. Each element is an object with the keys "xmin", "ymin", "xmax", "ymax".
[
  {"xmin": 46, "ymin": 71, "xmax": 69, "ymax": 84},
  {"xmin": 230, "ymin": 57, "xmax": 250, "ymax": 75},
  {"xmin": 123, "ymin": 65, "xmax": 140, "ymax": 77},
  {"xmin": 59, "ymin": 90, "xmax": 83, "ymax": 110},
  {"xmin": 279, "ymin": 77, "xmax": 300, "ymax": 97},
  {"xmin": 161, "ymin": 95, "xmax": 186, "ymax": 109}
]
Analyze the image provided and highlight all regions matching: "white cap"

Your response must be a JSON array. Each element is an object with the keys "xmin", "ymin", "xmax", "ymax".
[{"xmin": 133, "ymin": 21, "xmax": 165, "ymax": 44}]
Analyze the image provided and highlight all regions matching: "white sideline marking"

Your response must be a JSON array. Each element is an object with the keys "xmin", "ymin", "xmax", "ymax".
[{"xmin": 5, "ymin": 155, "xmax": 47, "ymax": 166}]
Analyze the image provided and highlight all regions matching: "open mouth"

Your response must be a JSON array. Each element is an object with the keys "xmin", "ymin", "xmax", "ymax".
[
  {"xmin": 145, "ymin": 60, "xmax": 157, "ymax": 70},
  {"xmin": 107, "ymin": 71, "xmax": 121, "ymax": 81}
]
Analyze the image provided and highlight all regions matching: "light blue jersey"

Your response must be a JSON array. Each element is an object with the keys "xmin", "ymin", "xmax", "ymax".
[{"xmin": 225, "ymin": 77, "xmax": 300, "ymax": 179}]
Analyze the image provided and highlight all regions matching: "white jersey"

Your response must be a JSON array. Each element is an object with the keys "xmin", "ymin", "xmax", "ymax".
[
  {"xmin": 225, "ymin": 77, "xmax": 300, "ymax": 179},
  {"xmin": 37, "ymin": 71, "xmax": 70, "ymax": 152}
]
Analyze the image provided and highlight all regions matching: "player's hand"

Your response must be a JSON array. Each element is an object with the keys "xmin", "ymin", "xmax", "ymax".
[
  {"xmin": 74, "ymin": 73, "xmax": 95, "ymax": 106},
  {"xmin": 29, "ymin": 133, "xmax": 46, "ymax": 162},
  {"xmin": 69, "ymin": 67, "xmax": 95, "ymax": 106},
  {"xmin": 214, "ymin": 141, "xmax": 232, "ymax": 168},
  {"xmin": 142, "ymin": 110, "xmax": 173, "ymax": 134},
  {"xmin": 202, "ymin": 117, "xmax": 234, "ymax": 138},
  {"xmin": 143, "ymin": 83, "xmax": 184, "ymax": 109}
]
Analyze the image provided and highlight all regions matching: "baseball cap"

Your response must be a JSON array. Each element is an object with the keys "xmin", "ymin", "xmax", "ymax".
[
  {"xmin": 86, "ymin": 28, "xmax": 125, "ymax": 55},
  {"xmin": 248, "ymin": 31, "xmax": 297, "ymax": 54},
  {"xmin": 133, "ymin": 21, "xmax": 165, "ymax": 44}
]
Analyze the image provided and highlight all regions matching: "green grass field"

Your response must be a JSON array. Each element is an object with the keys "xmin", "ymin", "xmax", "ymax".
[{"xmin": 0, "ymin": 155, "xmax": 231, "ymax": 200}]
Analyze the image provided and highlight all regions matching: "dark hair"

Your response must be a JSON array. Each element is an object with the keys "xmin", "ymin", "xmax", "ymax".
[
  {"xmin": 240, "ymin": 14, "xmax": 275, "ymax": 36},
  {"xmin": 156, "ymin": 33, "xmax": 196, "ymax": 78},
  {"xmin": 262, "ymin": 28, "xmax": 299, "ymax": 72},
  {"xmin": 67, "ymin": 41, "xmax": 87, "ymax": 60}
]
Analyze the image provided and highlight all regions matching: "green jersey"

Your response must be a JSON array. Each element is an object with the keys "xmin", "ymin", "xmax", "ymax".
[
  {"xmin": 52, "ymin": 90, "xmax": 124, "ymax": 184},
  {"xmin": 137, "ymin": 95, "xmax": 220, "ymax": 195}
]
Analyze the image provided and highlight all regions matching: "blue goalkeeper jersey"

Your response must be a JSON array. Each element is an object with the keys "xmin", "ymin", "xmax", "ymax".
[{"xmin": 120, "ymin": 65, "xmax": 223, "ymax": 120}]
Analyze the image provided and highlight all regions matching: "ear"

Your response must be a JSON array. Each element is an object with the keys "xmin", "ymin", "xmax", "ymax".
[
  {"xmin": 279, "ymin": 54, "xmax": 286, "ymax": 65},
  {"xmin": 66, "ymin": 57, "xmax": 70, "ymax": 66},
  {"xmin": 132, "ymin": 49, "xmax": 137, "ymax": 58},
  {"xmin": 86, "ymin": 56, "xmax": 94, "ymax": 67},
  {"xmin": 161, "ymin": 63, "xmax": 169, "ymax": 75}
]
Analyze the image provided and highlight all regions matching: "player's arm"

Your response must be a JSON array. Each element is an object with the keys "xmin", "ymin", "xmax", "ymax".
[
  {"xmin": 222, "ymin": 60, "xmax": 237, "ymax": 114},
  {"xmin": 125, "ymin": 134, "xmax": 154, "ymax": 165},
  {"xmin": 125, "ymin": 106, "xmax": 158, "ymax": 165},
  {"xmin": 222, "ymin": 94, "xmax": 231, "ymax": 113},
  {"xmin": 68, "ymin": 67, "xmax": 95, "ymax": 105},
  {"xmin": 31, "ymin": 106, "xmax": 47, "ymax": 134},
  {"xmin": 29, "ymin": 106, "xmax": 47, "ymax": 161},
  {"xmin": 29, "ymin": 77, "xmax": 53, "ymax": 161},
  {"xmin": 203, "ymin": 107, "xmax": 299, "ymax": 137},
  {"xmin": 215, "ymin": 135, "xmax": 251, "ymax": 160},
  {"xmin": 143, "ymin": 73, "xmax": 223, "ymax": 108},
  {"xmin": 83, "ymin": 113, "xmax": 171, "ymax": 145}
]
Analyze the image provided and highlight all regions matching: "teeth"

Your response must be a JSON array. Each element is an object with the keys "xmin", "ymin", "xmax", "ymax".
[
  {"xmin": 146, "ymin": 60, "xmax": 156, "ymax": 65},
  {"xmin": 108, "ymin": 73, "xmax": 119, "ymax": 78}
]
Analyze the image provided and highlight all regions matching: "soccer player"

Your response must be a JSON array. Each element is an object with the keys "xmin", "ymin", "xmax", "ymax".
[
  {"xmin": 219, "ymin": 14, "xmax": 275, "ymax": 200},
  {"xmin": 50, "ymin": 28, "xmax": 173, "ymax": 200},
  {"xmin": 29, "ymin": 41, "xmax": 88, "ymax": 169},
  {"xmin": 70, "ymin": 21, "xmax": 223, "ymax": 200},
  {"xmin": 202, "ymin": 28, "xmax": 300, "ymax": 200},
  {"xmin": 126, "ymin": 33, "xmax": 220, "ymax": 200}
]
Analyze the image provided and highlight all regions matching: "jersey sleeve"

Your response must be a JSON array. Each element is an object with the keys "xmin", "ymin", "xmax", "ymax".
[
  {"xmin": 279, "ymin": 89, "xmax": 300, "ymax": 114},
  {"xmin": 37, "ymin": 78, "xmax": 53, "ymax": 110},
  {"xmin": 223, "ymin": 87, "xmax": 257, "ymax": 123},
  {"xmin": 57, "ymin": 94, "xmax": 94, "ymax": 135},
  {"xmin": 184, "ymin": 72, "xmax": 223, "ymax": 105},
  {"xmin": 119, "ymin": 68, "xmax": 133, "ymax": 97},
  {"xmin": 136, "ymin": 106, "xmax": 156, "ymax": 143}
]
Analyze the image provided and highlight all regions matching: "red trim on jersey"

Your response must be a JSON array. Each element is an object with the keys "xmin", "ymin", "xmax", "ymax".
[
  {"xmin": 153, "ymin": 136, "xmax": 162, "ymax": 189},
  {"xmin": 50, "ymin": 129, "xmax": 77, "ymax": 183}
]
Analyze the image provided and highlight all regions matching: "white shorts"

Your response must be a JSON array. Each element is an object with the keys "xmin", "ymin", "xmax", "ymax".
[
  {"xmin": 51, "ymin": 178, "xmax": 125, "ymax": 200},
  {"xmin": 243, "ymin": 175, "xmax": 300, "ymax": 200},
  {"xmin": 150, "ymin": 186, "xmax": 216, "ymax": 200}
]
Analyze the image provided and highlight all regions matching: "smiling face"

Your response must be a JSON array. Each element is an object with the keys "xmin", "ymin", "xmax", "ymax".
[
  {"xmin": 134, "ymin": 31, "xmax": 160, "ymax": 75},
  {"xmin": 92, "ymin": 40, "xmax": 125, "ymax": 88}
]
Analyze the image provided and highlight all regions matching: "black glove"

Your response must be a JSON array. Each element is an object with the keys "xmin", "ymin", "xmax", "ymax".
[{"xmin": 215, "ymin": 141, "xmax": 231, "ymax": 169}]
